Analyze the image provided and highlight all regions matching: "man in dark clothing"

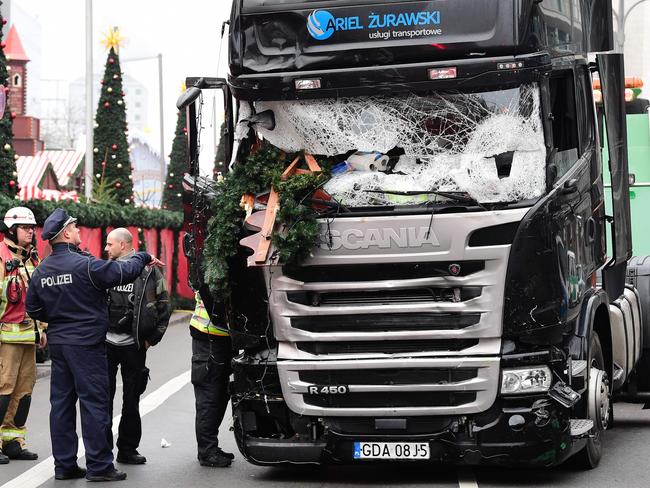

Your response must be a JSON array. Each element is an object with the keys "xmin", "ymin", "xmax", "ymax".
[
  {"xmin": 104, "ymin": 227, "xmax": 170, "ymax": 465},
  {"xmin": 25, "ymin": 209, "xmax": 164, "ymax": 482},
  {"xmin": 189, "ymin": 293, "xmax": 233, "ymax": 468}
]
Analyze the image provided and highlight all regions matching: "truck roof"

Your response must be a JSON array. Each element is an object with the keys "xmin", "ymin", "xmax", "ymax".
[
  {"xmin": 229, "ymin": 0, "xmax": 613, "ymax": 99},
  {"xmin": 240, "ymin": 0, "xmax": 442, "ymax": 14}
]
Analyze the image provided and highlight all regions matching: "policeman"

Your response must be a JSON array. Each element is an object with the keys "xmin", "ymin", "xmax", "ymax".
[
  {"xmin": 190, "ymin": 292, "xmax": 234, "ymax": 468},
  {"xmin": 0, "ymin": 207, "xmax": 45, "ymax": 463},
  {"xmin": 25, "ymin": 209, "xmax": 164, "ymax": 482}
]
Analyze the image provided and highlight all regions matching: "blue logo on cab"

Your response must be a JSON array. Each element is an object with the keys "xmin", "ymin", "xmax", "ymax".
[
  {"xmin": 307, "ymin": 10, "xmax": 336, "ymax": 40},
  {"xmin": 307, "ymin": 10, "xmax": 364, "ymax": 40}
]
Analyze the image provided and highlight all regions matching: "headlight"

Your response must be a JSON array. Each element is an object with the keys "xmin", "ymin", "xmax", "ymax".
[{"xmin": 500, "ymin": 366, "xmax": 552, "ymax": 395}]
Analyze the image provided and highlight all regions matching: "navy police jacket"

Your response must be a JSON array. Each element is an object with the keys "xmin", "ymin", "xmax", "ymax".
[{"xmin": 26, "ymin": 243, "xmax": 152, "ymax": 345}]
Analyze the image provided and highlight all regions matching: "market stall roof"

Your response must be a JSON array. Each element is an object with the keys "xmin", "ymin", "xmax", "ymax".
[{"xmin": 17, "ymin": 150, "xmax": 84, "ymax": 189}]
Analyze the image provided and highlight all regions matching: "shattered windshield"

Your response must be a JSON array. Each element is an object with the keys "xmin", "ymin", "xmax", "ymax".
[{"xmin": 254, "ymin": 83, "xmax": 546, "ymax": 205}]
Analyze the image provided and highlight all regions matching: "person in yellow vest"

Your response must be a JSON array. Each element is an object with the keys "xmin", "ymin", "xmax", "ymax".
[
  {"xmin": 0, "ymin": 207, "xmax": 46, "ymax": 463},
  {"xmin": 190, "ymin": 293, "xmax": 233, "ymax": 468}
]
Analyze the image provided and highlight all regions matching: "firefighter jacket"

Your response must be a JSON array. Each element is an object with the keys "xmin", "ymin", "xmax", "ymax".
[
  {"xmin": 108, "ymin": 256, "xmax": 171, "ymax": 349},
  {"xmin": 25, "ymin": 242, "xmax": 152, "ymax": 346},
  {"xmin": 0, "ymin": 238, "xmax": 42, "ymax": 344},
  {"xmin": 189, "ymin": 293, "xmax": 229, "ymax": 340}
]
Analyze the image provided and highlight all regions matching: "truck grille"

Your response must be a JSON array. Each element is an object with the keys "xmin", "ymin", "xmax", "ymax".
[
  {"xmin": 296, "ymin": 339, "xmax": 479, "ymax": 355},
  {"xmin": 289, "ymin": 312, "xmax": 481, "ymax": 333},
  {"xmin": 287, "ymin": 287, "xmax": 481, "ymax": 306},
  {"xmin": 277, "ymin": 357, "xmax": 500, "ymax": 416},
  {"xmin": 269, "ymin": 208, "xmax": 527, "ymax": 416},
  {"xmin": 304, "ymin": 392, "xmax": 477, "ymax": 409},
  {"xmin": 283, "ymin": 260, "xmax": 485, "ymax": 282},
  {"xmin": 299, "ymin": 367, "xmax": 479, "ymax": 385}
]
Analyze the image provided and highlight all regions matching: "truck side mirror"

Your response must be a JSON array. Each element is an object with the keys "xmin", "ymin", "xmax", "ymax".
[
  {"xmin": 597, "ymin": 52, "xmax": 632, "ymax": 300},
  {"xmin": 177, "ymin": 86, "xmax": 202, "ymax": 110}
]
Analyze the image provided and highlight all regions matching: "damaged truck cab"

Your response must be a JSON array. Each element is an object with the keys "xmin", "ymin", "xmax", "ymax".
[{"xmin": 180, "ymin": 0, "xmax": 649, "ymax": 468}]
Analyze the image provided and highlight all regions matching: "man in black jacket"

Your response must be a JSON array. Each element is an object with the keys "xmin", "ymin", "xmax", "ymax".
[{"xmin": 104, "ymin": 228, "xmax": 170, "ymax": 465}]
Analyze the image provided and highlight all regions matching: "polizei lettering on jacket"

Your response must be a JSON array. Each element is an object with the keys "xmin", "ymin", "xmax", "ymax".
[
  {"xmin": 320, "ymin": 227, "xmax": 440, "ymax": 251},
  {"xmin": 41, "ymin": 274, "xmax": 73, "ymax": 287},
  {"xmin": 113, "ymin": 283, "xmax": 134, "ymax": 293},
  {"xmin": 306, "ymin": 8, "xmax": 442, "ymax": 41}
]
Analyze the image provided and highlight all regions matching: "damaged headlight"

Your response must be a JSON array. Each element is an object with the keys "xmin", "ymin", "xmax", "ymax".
[{"xmin": 500, "ymin": 366, "xmax": 552, "ymax": 395}]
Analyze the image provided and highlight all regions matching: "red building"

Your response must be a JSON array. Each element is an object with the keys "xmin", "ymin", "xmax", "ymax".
[{"xmin": 5, "ymin": 24, "xmax": 43, "ymax": 156}]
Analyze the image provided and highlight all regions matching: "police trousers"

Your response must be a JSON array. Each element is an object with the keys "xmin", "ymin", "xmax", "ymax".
[
  {"xmin": 0, "ymin": 343, "xmax": 36, "ymax": 448},
  {"xmin": 191, "ymin": 336, "xmax": 232, "ymax": 460},
  {"xmin": 107, "ymin": 343, "xmax": 148, "ymax": 453},
  {"xmin": 49, "ymin": 343, "xmax": 114, "ymax": 477}
]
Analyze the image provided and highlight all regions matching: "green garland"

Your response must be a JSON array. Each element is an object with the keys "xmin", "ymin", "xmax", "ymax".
[
  {"xmin": 272, "ymin": 172, "xmax": 328, "ymax": 263},
  {"xmin": 202, "ymin": 144, "xmax": 328, "ymax": 297},
  {"xmin": 0, "ymin": 194, "xmax": 182, "ymax": 230}
]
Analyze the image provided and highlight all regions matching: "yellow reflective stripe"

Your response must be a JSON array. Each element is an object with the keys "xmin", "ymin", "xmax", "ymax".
[
  {"xmin": 189, "ymin": 319, "xmax": 229, "ymax": 336},
  {"xmin": 189, "ymin": 315, "xmax": 210, "ymax": 328},
  {"xmin": 1, "ymin": 335, "xmax": 36, "ymax": 343},
  {"xmin": 0, "ymin": 429, "xmax": 25, "ymax": 439},
  {"xmin": 190, "ymin": 295, "xmax": 229, "ymax": 336},
  {"xmin": 0, "ymin": 328, "xmax": 36, "ymax": 342},
  {"xmin": 0, "ymin": 277, "xmax": 9, "ymax": 318}
]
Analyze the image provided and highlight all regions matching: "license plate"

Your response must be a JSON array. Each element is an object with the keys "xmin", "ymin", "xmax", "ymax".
[{"xmin": 353, "ymin": 442, "xmax": 430, "ymax": 460}]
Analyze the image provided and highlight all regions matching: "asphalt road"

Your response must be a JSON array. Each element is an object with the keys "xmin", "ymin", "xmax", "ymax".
[{"xmin": 2, "ymin": 313, "xmax": 650, "ymax": 488}]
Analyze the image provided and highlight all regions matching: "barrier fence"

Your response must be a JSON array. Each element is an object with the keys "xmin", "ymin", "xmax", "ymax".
[{"xmin": 2, "ymin": 226, "xmax": 193, "ymax": 301}]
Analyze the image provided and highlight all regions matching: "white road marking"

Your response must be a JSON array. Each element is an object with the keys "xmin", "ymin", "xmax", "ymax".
[
  {"xmin": 0, "ymin": 370, "xmax": 191, "ymax": 488},
  {"xmin": 457, "ymin": 468, "xmax": 479, "ymax": 488}
]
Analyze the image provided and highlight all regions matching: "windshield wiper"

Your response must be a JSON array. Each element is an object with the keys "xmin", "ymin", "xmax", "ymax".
[
  {"xmin": 363, "ymin": 189, "xmax": 493, "ymax": 211},
  {"xmin": 363, "ymin": 189, "xmax": 479, "ymax": 204}
]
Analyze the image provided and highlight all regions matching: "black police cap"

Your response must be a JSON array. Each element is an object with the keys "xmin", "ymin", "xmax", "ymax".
[{"xmin": 41, "ymin": 208, "xmax": 78, "ymax": 241}]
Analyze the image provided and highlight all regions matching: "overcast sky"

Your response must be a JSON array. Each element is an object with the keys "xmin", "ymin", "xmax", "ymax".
[{"xmin": 14, "ymin": 0, "xmax": 233, "ymax": 160}]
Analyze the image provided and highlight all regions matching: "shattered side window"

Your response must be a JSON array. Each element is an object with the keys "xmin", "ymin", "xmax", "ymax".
[{"xmin": 255, "ymin": 84, "xmax": 546, "ymax": 205}]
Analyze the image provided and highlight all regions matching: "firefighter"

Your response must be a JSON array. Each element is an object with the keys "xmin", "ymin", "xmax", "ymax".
[
  {"xmin": 25, "ymin": 208, "xmax": 164, "ymax": 481},
  {"xmin": 0, "ymin": 207, "xmax": 44, "ymax": 463},
  {"xmin": 190, "ymin": 293, "xmax": 234, "ymax": 468}
]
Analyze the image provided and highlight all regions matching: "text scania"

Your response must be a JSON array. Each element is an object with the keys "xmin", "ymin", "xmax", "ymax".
[{"xmin": 320, "ymin": 227, "xmax": 441, "ymax": 251}]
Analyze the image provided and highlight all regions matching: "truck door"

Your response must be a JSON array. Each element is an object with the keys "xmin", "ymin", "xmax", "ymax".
[
  {"xmin": 597, "ymin": 54, "xmax": 633, "ymax": 299},
  {"xmin": 178, "ymin": 78, "xmax": 234, "ymax": 298}
]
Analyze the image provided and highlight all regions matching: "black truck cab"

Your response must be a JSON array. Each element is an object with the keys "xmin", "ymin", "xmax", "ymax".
[{"xmin": 180, "ymin": 0, "xmax": 645, "ymax": 469}]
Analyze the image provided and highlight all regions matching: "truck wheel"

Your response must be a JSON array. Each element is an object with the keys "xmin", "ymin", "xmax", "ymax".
[{"xmin": 574, "ymin": 332, "xmax": 610, "ymax": 469}]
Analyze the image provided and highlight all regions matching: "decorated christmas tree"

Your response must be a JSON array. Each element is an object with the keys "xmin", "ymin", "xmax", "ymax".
[
  {"xmin": 0, "ymin": 6, "xmax": 18, "ymax": 198},
  {"xmin": 161, "ymin": 110, "xmax": 187, "ymax": 211},
  {"xmin": 92, "ymin": 27, "xmax": 133, "ymax": 205},
  {"xmin": 213, "ymin": 122, "xmax": 227, "ymax": 177}
]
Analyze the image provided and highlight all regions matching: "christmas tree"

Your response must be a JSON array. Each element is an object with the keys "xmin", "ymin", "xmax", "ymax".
[
  {"xmin": 0, "ymin": 6, "xmax": 18, "ymax": 198},
  {"xmin": 213, "ymin": 122, "xmax": 227, "ymax": 177},
  {"xmin": 93, "ymin": 28, "xmax": 133, "ymax": 205},
  {"xmin": 161, "ymin": 110, "xmax": 187, "ymax": 211}
]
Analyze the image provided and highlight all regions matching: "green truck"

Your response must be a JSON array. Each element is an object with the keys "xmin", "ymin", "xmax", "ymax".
[{"xmin": 603, "ymin": 87, "xmax": 650, "ymax": 254}]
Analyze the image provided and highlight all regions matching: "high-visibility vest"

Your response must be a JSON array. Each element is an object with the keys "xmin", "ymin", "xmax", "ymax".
[
  {"xmin": 0, "ymin": 241, "xmax": 38, "ymax": 344},
  {"xmin": 189, "ymin": 294, "xmax": 229, "ymax": 337}
]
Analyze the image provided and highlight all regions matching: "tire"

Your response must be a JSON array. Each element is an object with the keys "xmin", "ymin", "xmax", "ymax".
[{"xmin": 573, "ymin": 332, "xmax": 610, "ymax": 469}]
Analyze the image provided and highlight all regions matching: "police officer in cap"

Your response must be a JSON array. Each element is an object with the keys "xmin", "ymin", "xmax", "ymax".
[{"xmin": 25, "ymin": 209, "xmax": 164, "ymax": 482}]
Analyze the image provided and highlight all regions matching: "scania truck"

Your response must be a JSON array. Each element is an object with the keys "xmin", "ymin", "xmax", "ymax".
[{"xmin": 179, "ymin": 0, "xmax": 650, "ymax": 468}]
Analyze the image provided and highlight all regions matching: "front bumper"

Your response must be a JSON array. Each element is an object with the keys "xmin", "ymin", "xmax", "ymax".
[{"xmin": 233, "ymin": 395, "xmax": 582, "ymax": 467}]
